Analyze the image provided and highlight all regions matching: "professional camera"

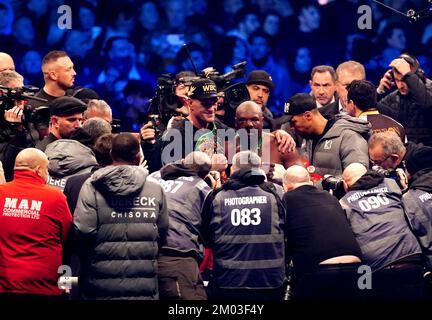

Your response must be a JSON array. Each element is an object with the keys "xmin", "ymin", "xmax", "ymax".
[
  {"xmin": 146, "ymin": 73, "xmax": 199, "ymax": 134},
  {"xmin": 202, "ymin": 61, "xmax": 250, "ymax": 110},
  {"xmin": 322, "ymin": 175, "xmax": 345, "ymax": 192},
  {"xmin": 0, "ymin": 85, "xmax": 39, "ymax": 109},
  {"xmin": 203, "ymin": 61, "xmax": 247, "ymax": 88},
  {"xmin": 371, "ymin": 165, "xmax": 401, "ymax": 185},
  {"xmin": 0, "ymin": 85, "xmax": 49, "ymax": 129},
  {"xmin": 22, "ymin": 105, "xmax": 50, "ymax": 130},
  {"xmin": 149, "ymin": 74, "xmax": 182, "ymax": 116}
]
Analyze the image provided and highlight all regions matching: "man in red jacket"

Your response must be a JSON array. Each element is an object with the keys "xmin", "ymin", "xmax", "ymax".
[{"xmin": 0, "ymin": 148, "xmax": 72, "ymax": 299}]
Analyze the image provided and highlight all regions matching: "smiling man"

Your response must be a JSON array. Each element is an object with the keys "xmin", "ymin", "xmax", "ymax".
[{"xmin": 161, "ymin": 78, "xmax": 228, "ymax": 163}]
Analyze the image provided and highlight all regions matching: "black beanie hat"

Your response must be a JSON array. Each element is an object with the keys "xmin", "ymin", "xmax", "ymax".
[{"xmin": 405, "ymin": 145, "xmax": 432, "ymax": 175}]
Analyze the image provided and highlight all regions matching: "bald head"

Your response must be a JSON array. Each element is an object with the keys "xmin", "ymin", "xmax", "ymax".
[
  {"xmin": 15, "ymin": 148, "xmax": 48, "ymax": 170},
  {"xmin": 342, "ymin": 163, "xmax": 367, "ymax": 189},
  {"xmin": 336, "ymin": 61, "xmax": 366, "ymax": 81},
  {"xmin": 183, "ymin": 151, "xmax": 212, "ymax": 178},
  {"xmin": 235, "ymin": 101, "xmax": 264, "ymax": 131},
  {"xmin": 283, "ymin": 165, "xmax": 312, "ymax": 192},
  {"xmin": 232, "ymin": 151, "xmax": 261, "ymax": 173},
  {"xmin": 0, "ymin": 52, "xmax": 15, "ymax": 72},
  {"xmin": 236, "ymin": 101, "xmax": 262, "ymax": 115}
]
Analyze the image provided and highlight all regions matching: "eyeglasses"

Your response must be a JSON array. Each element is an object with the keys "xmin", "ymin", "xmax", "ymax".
[{"xmin": 370, "ymin": 154, "xmax": 391, "ymax": 167}]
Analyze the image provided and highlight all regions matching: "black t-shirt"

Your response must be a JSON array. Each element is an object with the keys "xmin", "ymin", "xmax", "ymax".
[
  {"xmin": 283, "ymin": 185, "xmax": 362, "ymax": 275},
  {"xmin": 31, "ymin": 89, "xmax": 58, "ymax": 109}
]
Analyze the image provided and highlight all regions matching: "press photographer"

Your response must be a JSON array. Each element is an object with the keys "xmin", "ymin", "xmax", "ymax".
[
  {"xmin": 340, "ymin": 162, "xmax": 424, "ymax": 300},
  {"xmin": 0, "ymin": 70, "xmax": 49, "ymax": 181},
  {"xmin": 368, "ymin": 131, "xmax": 413, "ymax": 191}
]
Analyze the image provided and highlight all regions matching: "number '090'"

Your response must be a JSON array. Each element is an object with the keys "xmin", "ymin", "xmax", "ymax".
[{"xmin": 358, "ymin": 194, "xmax": 389, "ymax": 211}]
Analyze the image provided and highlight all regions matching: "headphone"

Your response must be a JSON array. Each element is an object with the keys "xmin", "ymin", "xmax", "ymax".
[{"xmin": 397, "ymin": 53, "xmax": 427, "ymax": 83}]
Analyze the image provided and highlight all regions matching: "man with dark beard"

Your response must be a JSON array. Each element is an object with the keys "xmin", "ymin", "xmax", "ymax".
[{"xmin": 286, "ymin": 93, "xmax": 370, "ymax": 177}]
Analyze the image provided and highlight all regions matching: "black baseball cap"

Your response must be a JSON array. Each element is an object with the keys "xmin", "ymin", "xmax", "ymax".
[
  {"xmin": 246, "ymin": 70, "xmax": 274, "ymax": 90},
  {"xmin": 284, "ymin": 93, "xmax": 317, "ymax": 116},
  {"xmin": 188, "ymin": 78, "xmax": 218, "ymax": 100},
  {"xmin": 50, "ymin": 96, "xmax": 87, "ymax": 117}
]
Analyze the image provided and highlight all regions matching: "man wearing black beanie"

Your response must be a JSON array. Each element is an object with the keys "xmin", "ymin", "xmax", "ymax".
[{"xmin": 402, "ymin": 145, "xmax": 432, "ymax": 298}]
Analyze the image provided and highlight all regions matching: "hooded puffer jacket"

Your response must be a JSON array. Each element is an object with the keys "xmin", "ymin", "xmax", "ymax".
[
  {"xmin": 73, "ymin": 165, "xmax": 168, "ymax": 300},
  {"xmin": 45, "ymin": 139, "xmax": 98, "ymax": 191},
  {"xmin": 300, "ymin": 114, "xmax": 371, "ymax": 176}
]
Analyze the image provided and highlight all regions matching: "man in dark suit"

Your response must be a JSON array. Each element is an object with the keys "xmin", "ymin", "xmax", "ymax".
[{"xmin": 320, "ymin": 60, "xmax": 366, "ymax": 118}]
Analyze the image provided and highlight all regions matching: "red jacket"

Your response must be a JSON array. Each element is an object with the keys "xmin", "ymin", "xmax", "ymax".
[{"xmin": 0, "ymin": 170, "xmax": 72, "ymax": 295}]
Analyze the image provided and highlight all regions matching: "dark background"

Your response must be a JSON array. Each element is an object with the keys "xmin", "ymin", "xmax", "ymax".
[{"xmin": 1, "ymin": 0, "xmax": 431, "ymax": 130}]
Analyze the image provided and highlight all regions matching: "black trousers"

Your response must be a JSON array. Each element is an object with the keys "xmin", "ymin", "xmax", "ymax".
[
  {"xmin": 157, "ymin": 255, "xmax": 207, "ymax": 300},
  {"xmin": 289, "ymin": 263, "xmax": 362, "ymax": 300},
  {"xmin": 208, "ymin": 284, "xmax": 286, "ymax": 301},
  {"xmin": 364, "ymin": 262, "xmax": 424, "ymax": 300}
]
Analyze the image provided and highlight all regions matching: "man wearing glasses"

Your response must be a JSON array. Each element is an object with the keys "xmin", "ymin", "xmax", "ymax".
[{"xmin": 368, "ymin": 131, "xmax": 415, "ymax": 190}]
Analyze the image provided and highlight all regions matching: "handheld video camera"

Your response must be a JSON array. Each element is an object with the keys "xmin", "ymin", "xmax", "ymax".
[
  {"xmin": 0, "ymin": 85, "xmax": 49, "ymax": 129},
  {"xmin": 202, "ymin": 61, "xmax": 250, "ymax": 110}
]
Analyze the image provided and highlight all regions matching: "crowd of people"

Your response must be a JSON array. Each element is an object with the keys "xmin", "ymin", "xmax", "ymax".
[
  {"xmin": 0, "ymin": 0, "xmax": 432, "ymax": 301},
  {"xmin": 1, "ymin": 0, "xmax": 432, "ymax": 127}
]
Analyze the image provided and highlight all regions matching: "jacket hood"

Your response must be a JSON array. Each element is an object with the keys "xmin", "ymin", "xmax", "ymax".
[
  {"xmin": 349, "ymin": 170, "xmax": 385, "ymax": 191},
  {"xmin": 409, "ymin": 169, "xmax": 432, "ymax": 192},
  {"xmin": 326, "ymin": 114, "xmax": 372, "ymax": 140},
  {"xmin": 223, "ymin": 168, "xmax": 265, "ymax": 190},
  {"xmin": 46, "ymin": 139, "xmax": 98, "ymax": 177},
  {"xmin": 91, "ymin": 165, "xmax": 149, "ymax": 196},
  {"xmin": 160, "ymin": 163, "xmax": 207, "ymax": 180}
]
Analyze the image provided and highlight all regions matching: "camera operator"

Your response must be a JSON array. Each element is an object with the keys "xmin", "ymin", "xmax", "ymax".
[
  {"xmin": 0, "ymin": 70, "xmax": 38, "ymax": 181},
  {"xmin": 340, "ymin": 163, "xmax": 424, "ymax": 299},
  {"xmin": 282, "ymin": 165, "xmax": 362, "ymax": 300},
  {"xmin": 139, "ymin": 71, "xmax": 199, "ymax": 172},
  {"xmin": 377, "ymin": 53, "xmax": 432, "ymax": 146}
]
